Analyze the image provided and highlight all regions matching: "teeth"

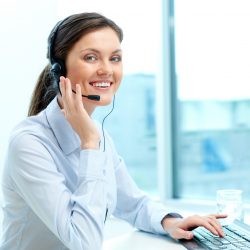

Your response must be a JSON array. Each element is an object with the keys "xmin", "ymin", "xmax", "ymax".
[{"xmin": 92, "ymin": 82, "xmax": 111, "ymax": 87}]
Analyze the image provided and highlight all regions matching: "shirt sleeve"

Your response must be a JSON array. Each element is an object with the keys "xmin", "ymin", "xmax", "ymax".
[
  {"xmin": 112, "ymin": 157, "xmax": 170, "ymax": 235},
  {"xmin": 8, "ymin": 132, "xmax": 108, "ymax": 250}
]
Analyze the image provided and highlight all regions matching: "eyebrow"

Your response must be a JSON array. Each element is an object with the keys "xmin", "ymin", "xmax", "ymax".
[{"xmin": 80, "ymin": 48, "xmax": 122, "ymax": 54}]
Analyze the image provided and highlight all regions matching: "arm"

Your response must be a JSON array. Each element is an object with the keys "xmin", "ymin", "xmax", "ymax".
[
  {"xmin": 113, "ymin": 160, "xmax": 226, "ymax": 238},
  {"xmin": 8, "ymin": 133, "xmax": 107, "ymax": 250},
  {"xmin": 112, "ymin": 158, "xmax": 169, "ymax": 235}
]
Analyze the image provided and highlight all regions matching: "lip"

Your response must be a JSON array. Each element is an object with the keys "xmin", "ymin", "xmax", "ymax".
[
  {"xmin": 89, "ymin": 80, "xmax": 114, "ymax": 92},
  {"xmin": 89, "ymin": 80, "xmax": 113, "ymax": 85}
]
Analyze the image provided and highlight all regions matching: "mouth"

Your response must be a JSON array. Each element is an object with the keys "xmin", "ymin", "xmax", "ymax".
[{"xmin": 89, "ymin": 81, "xmax": 113, "ymax": 89}]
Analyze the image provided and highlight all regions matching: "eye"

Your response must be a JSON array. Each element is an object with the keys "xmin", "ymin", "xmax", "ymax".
[
  {"xmin": 111, "ymin": 55, "xmax": 122, "ymax": 62},
  {"xmin": 84, "ymin": 55, "xmax": 97, "ymax": 62}
]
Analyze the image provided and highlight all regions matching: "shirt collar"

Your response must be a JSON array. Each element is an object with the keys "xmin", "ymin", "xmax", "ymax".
[{"xmin": 45, "ymin": 97, "xmax": 81, "ymax": 155}]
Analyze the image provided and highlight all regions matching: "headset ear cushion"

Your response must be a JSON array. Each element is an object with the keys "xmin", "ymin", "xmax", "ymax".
[
  {"xmin": 50, "ymin": 63, "xmax": 62, "ymax": 75},
  {"xmin": 57, "ymin": 59, "xmax": 66, "ymax": 76},
  {"xmin": 51, "ymin": 59, "xmax": 66, "ymax": 76},
  {"xmin": 50, "ymin": 62, "xmax": 62, "ymax": 92},
  {"xmin": 50, "ymin": 61, "xmax": 66, "ymax": 94}
]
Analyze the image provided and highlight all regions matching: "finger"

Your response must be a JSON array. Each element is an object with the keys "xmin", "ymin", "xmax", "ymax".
[
  {"xmin": 59, "ymin": 76, "xmax": 66, "ymax": 98},
  {"xmin": 208, "ymin": 214, "xmax": 227, "ymax": 235},
  {"xmin": 201, "ymin": 221, "xmax": 219, "ymax": 236},
  {"xmin": 65, "ymin": 78, "xmax": 73, "ymax": 99},
  {"xmin": 213, "ymin": 214, "xmax": 228, "ymax": 219},
  {"xmin": 75, "ymin": 84, "xmax": 83, "ymax": 107},
  {"xmin": 207, "ymin": 217, "xmax": 224, "ymax": 237},
  {"xmin": 209, "ymin": 216, "xmax": 225, "ymax": 237},
  {"xmin": 59, "ymin": 77, "xmax": 69, "ymax": 114},
  {"xmin": 64, "ymin": 78, "xmax": 74, "ymax": 112},
  {"xmin": 171, "ymin": 228, "xmax": 194, "ymax": 240}
]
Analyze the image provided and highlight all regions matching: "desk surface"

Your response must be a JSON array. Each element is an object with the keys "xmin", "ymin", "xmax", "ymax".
[
  {"xmin": 103, "ymin": 218, "xmax": 186, "ymax": 250},
  {"xmin": 103, "ymin": 229, "xmax": 185, "ymax": 250}
]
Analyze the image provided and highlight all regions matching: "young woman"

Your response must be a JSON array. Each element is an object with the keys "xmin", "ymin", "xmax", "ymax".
[{"xmin": 0, "ymin": 12, "xmax": 226, "ymax": 250}]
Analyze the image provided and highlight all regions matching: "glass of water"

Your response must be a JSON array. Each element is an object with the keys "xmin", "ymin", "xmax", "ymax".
[{"xmin": 216, "ymin": 189, "xmax": 244, "ymax": 225}]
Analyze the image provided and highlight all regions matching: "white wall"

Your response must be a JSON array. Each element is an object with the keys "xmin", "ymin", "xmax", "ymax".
[{"xmin": 0, "ymin": 0, "xmax": 58, "ymax": 186}]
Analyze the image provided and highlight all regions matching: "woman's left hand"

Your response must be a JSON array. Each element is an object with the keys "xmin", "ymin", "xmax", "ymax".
[{"xmin": 162, "ymin": 214, "xmax": 227, "ymax": 240}]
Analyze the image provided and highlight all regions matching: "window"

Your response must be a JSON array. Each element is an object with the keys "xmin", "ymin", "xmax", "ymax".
[{"xmin": 174, "ymin": 0, "xmax": 250, "ymax": 199}]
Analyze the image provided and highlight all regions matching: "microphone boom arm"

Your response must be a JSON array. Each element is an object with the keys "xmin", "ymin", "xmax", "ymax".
[{"xmin": 71, "ymin": 89, "xmax": 100, "ymax": 101}]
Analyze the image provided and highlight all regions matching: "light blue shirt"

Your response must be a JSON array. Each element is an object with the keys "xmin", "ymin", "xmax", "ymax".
[{"xmin": 0, "ymin": 97, "xmax": 169, "ymax": 250}]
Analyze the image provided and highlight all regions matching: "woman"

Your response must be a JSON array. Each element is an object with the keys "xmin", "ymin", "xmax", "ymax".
[{"xmin": 0, "ymin": 12, "xmax": 226, "ymax": 250}]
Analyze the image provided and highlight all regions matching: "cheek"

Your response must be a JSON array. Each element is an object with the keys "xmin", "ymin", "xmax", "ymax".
[
  {"xmin": 115, "ymin": 71, "xmax": 122, "ymax": 88},
  {"xmin": 67, "ymin": 68, "xmax": 83, "ymax": 79},
  {"xmin": 115, "ymin": 66, "xmax": 123, "ymax": 81},
  {"xmin": 66, "ymin": 62, "xmax": 91, "ymax": 80},
  {"xmin": 114, "ymin": 79, "xmax": 122, "ymax": 92}
]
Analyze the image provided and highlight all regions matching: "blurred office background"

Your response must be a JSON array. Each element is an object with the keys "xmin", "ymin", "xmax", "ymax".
[{"xmin": 1, "ymin": 0, "xmax": 250, "ymax": 206}]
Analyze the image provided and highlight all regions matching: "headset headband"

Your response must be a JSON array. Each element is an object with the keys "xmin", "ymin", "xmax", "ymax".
[{"xmin": 48, "ymin": 17, "xmax": 71, "ymax": 65}]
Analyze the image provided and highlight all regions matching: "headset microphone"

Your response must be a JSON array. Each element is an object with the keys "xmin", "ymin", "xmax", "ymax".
[
  {"xmin": 48, "ymin": 17, "xmax": 100, "ymax": 101},
  {"xmin": 71, "ymin": 90, "xmax": 100, "ymax": 101}
]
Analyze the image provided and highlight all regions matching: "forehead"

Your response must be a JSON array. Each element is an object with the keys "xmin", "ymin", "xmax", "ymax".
[{"xmin": 72, "ymin": 27, "xmax": 121, "ymax": 52}]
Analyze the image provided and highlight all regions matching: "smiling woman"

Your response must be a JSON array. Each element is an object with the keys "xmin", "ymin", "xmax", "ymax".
[{"xmin": 0, "ymin": 11, "xmax": 226, "ymax": 250}]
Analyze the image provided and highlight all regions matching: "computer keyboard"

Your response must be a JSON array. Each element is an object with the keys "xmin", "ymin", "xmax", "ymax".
[{"xmin": 181, "ymin": 220, "xmax": 250, "ymax": 249}]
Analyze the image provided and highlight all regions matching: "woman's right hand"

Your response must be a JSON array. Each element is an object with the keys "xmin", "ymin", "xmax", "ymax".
[{"xmin": 59, "ymin": 76, "xmax": 100, "ymax": 150}]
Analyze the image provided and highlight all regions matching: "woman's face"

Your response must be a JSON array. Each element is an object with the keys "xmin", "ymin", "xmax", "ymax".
[{"xmin": 65, "ymin": 27, "xmax": 123, "ymax": 111}]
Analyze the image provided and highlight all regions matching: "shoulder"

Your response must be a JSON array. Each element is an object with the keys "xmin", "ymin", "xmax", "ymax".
[
  {"xmin": 7, "ymin": 114, "xmax": 53, "ymax": 162},
  {"xmin": 7, "ymin": 130, "xmax": 51, "ymax": 167},
  {"xmin": 9, "ymin": 111, "xmax": 52, "ymax": 148},
  {"xmin": 6, "ymin": 125, "xmax": 55, "ymax": 181}
]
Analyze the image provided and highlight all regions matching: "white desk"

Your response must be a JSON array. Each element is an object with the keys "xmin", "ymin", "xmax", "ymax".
[{"xmin": 103, "ymin": 218, "xmax": 186, "ymax": 250}]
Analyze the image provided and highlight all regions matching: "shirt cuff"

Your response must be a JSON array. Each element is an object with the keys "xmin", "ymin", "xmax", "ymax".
[
  {"xmin": 79, "ymin": 149, "xmax": 107, "ymax": 178},
  {"xmin": 162, "ymin": 212, "xmax": 183, "ymax": 220},
  {"xmin": 150, "ymin": 210, "xmax": 170, "ymax": 235},
  {"xmin": 151, "ymin": 211, "xmax": 183, "ymax": 235}
]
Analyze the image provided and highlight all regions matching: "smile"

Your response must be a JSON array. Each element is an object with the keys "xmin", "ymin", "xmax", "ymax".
[{"xmin": 89, "ymin": 81, "xmax": 113, "ymax": 88}]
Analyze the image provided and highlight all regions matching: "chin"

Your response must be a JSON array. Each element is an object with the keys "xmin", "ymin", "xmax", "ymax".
[
  {"xmin": 97, "ymin": 96, "xmax": 114, "ymax": 106},
  {"xmin": 98, "ymin": 100, "xmax": 113, "ymax": 106}
]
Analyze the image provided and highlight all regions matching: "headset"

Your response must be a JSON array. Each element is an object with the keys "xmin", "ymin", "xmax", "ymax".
[{"xmin": 48, "ymin": 17, "xmax": 100, "ymax": 101}]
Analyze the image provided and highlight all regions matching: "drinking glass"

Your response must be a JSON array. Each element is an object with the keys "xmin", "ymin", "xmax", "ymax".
[{"xmin": 216, "ymin": 189, "xmax": 244, "ymax": 225}]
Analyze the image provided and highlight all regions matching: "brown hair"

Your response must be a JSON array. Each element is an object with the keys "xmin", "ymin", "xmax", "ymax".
[{"xmin": 28, "ymin": 12, "xmax": 123, "ymax": 116}]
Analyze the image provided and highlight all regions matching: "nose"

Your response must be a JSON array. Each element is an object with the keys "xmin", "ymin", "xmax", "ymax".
[{"xmin": 97, "ymin": 60, "xmax": 113, "ymax": 76}]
